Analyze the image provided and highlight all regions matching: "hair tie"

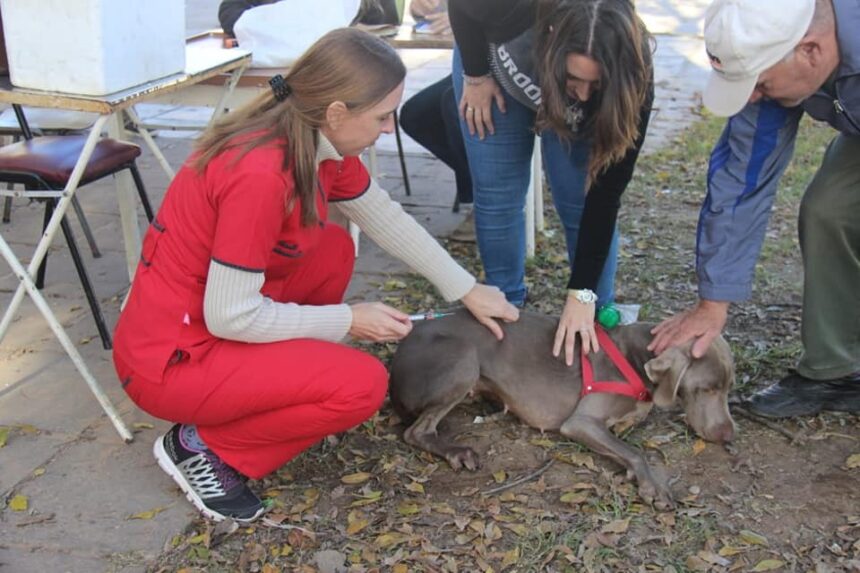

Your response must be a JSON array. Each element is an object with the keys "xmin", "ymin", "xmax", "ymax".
[{"xmin": 269, "ymin": 74, "xmax": 292, "ymax": 102}]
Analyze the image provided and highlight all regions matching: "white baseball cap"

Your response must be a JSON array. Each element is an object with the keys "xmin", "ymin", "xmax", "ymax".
[{"xmin": 703, "ymin": 0, "xmax": 815, "ymax": 117}]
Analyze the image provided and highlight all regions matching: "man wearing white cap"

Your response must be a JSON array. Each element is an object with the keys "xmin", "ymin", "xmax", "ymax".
[{"xmin": 649, "ymin": 0, "xmax": 860, "ymax": 417}]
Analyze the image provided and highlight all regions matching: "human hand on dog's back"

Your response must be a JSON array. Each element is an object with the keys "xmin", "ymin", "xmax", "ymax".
[
  {"xmin": 460, "ymin": 283, "xmax": 520, "ymax": 340},
  {"xmin": 554, "ymin": 293, "xmax": 599, "ymax": 366},
  {"xmin": 349, "ymin": 302, "xmax": 412, "ymax": 342}
]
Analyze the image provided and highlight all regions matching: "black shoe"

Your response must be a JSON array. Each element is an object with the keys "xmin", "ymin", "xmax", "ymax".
[
  {"xmin": 744, "ymin": 371, "xmax": 860, "ymax": 418},
  {"xmin": 153, "ymin": 424, "xmax": 266, "ymax": 522}
]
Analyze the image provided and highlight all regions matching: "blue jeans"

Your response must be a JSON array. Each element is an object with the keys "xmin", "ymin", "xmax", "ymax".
[{"xmin": 452, "ymin": 47, "xmax": 619, "ymax": 306}]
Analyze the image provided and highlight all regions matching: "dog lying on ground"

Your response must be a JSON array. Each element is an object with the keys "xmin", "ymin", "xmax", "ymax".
[{"xmin": 389, "ymin": 309, "xmax": 736, "ymax": 508}]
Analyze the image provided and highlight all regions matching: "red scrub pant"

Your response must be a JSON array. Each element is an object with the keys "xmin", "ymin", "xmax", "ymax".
[{"xmin": 119, "ymin": 224, "xmax": 388, "ymax": 479}]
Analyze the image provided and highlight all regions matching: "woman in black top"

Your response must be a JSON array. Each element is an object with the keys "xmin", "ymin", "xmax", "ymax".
[{"xmin": 450, "ymin": 0, "xmax": 653, "ymax": 364}]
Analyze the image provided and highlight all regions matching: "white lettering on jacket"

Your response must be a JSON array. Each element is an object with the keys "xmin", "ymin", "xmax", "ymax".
[{"xmin": 497, "ymin": 45, "xmax": 542, "ymax": 105}]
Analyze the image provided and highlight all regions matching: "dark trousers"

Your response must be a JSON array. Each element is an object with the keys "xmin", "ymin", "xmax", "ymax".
[
  {"xmin": 399, "ymin": 74, "xmax": 473, "ymax": 204},
  {"xmin": 797, "ymin": 134, "xmax": 860, "ymax": 380}
]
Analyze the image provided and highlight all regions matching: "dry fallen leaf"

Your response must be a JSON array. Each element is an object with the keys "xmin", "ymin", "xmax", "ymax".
[
  {"xmin": 349, "ymin": 490, "xmax": 382, "ymax": 508},
  {"xmin": 555, "ymin": 452, "xmax": 597, "ymax": 470},
  {"xmin": 345, "ymin": 510, "xmax": 368, "ymax": 538},
  {"xmin": 739, "ymin": 529, "xmax": 769, "ymax": 546},
  {"xmin": 560, "ymin": 491, "xmax": 589, "ymax": 505},
  {"xmin": 382, "ymin": 279, "xmax": 408, "ymax": 291},
  {"xmin": 468, "ymin": 519, "xmax": 486, "ymax": 534},
  {"xmin": 751, "ymin": 559, "xmax": 785, "ymax": 571},
  {"xmin": 845, "ymin": 453, "xmax": 860, "ymax": 469},
  {"xmin": 405, "ymin": 481, "xmax": 425, "ymax": 494},
  {"xmin": 0, "ymin": 427, "xmax": 9, "ymax": 448},
  {"xmin": 9, "ymin": 494, "xmax": 28, "ymax": 512},
  {"xmin": 685, "ymin": 555, "xmax": 711, "ymax": 572},
  {"xmin": 374, "ymin": 532, "xmax": 410, "ymax": 549},
  {"xmin": 502, "ymin": 546, "xmax": 520, "ymax": 568},
  {"xmin": 601, "ymin": 518, "xmax": 630, "ymax": 534},
  {"xmin": 397, "ymin": 502, "xmax": 420, "ymax": 516},
  {"xmin": 187, "ymin": 532, "xmax": 210, "ymax": 546},
  {"xmin": 692, "ymin": 439, "xmax": 707, "ymax": 455},
  {"xmin": 718, "ymin": 545, "xmax": 746, "ymax": 556},
  {"xmin": 128, "ymin": 506, "xmax": 169, "ymax": 520},
  {"xmin": 341, "ymin": 472, "xmax": 372, "ymax": 485},
  {"xmin": 697, "ymin": 550, "xmax": 731, "ymax": 566},
  {"xmin": 346, "ymin": 518, "xmax": 368, "ymax": 535}
]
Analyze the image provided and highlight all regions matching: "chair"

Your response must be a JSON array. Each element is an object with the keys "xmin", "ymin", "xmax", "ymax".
[
  {"xmin": 0, "ymin": 105, "xmax": 154, "ymax": 350},
  {"xmin": 0, "ymin": 106, "xmax": 103, "ymax": 257}
]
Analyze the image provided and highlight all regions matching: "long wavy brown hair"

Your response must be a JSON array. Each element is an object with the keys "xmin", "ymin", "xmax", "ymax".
[
  {"xmin": 193, "ymin": 28, "xmax": 405, "ymax": 226},
  {"xmin": 535, "ymin": 0, "xmax": 653, "ymax": 184}
]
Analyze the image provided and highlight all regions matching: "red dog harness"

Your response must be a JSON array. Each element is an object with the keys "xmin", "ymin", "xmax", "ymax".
[{"xmin": 580, "ymin": 327, "xmax": 652, "ymax": 402}]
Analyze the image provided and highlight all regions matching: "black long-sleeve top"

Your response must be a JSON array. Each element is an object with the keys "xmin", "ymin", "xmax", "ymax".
[
  {"xmin": 449, "ymin": 0, "xmax": 653, "ymax": 293},
  {"xmin": 218, "ymin": 0, "xmax": 400, "ymax": 37}
]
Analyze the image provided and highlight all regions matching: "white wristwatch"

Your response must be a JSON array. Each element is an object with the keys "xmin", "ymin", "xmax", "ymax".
[{"xmin": 568, "ymin": 288, "xmax": 598, "ymax": 304}]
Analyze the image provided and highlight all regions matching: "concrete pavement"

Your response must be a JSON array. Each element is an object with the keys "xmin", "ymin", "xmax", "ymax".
[{"xmin": 0, "ymin": 1, "xmax": 710, "ymax": 571}]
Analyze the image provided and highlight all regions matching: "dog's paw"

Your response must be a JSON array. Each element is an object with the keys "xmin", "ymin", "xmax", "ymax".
[
  {"xmin": 638, "ymin": 479, "xmax": 674, "ymax": 511},
  {"xmin": 445, "ymin": 446, "xmax": 480, "ymax": 471}
]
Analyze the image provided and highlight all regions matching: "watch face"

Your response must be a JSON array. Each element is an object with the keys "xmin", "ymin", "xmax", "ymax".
[{"xmin": 576, "ymin": 290, "xmax": 596, "ymax": 304}]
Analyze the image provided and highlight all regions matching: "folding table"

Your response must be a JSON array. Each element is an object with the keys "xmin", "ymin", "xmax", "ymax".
[{"xmin": 0, "ymin": 41, "xmax": 251, "ymax": 442}]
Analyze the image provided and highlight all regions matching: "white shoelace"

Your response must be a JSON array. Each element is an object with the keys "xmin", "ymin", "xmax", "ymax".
[{"xmin": 177, "ymin": 451, "xmax": 241, "ymax": 500}]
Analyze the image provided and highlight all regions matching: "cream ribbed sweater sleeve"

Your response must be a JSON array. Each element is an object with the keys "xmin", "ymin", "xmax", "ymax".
[
  {"xmin": 335, "ymin": 180, "xmax": 476, "ymax": 301},
  {"xmin": 203, "ymin": 260, "xmax": 353, "ymax": 343}
]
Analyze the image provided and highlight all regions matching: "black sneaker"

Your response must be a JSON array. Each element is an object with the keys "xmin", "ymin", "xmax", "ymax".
[
  {"xmin": 744, "ymin": 370, "xmax": 860, "ymax": 418},
  {"xmin": 153, "ymin": 424, "xmax": 266, "ymax": 522}
]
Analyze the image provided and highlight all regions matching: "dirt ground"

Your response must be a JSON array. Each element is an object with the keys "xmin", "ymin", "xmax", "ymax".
[{"xmin": 151, "ymin": 115, "xmax": 860, "ymax": 573}]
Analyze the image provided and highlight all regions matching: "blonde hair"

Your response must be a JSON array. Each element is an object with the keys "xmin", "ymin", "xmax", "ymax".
[
  {"xmin": 535, "ymin": 0, "xmax": 653, "ymax": 184},
  {"xmin": 193, "ymin": 28, "xmax": 406, "ymax": 226}
]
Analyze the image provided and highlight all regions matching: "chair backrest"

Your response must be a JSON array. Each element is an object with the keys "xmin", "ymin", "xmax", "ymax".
[{"xmin": 0, "ymin": 106, "xmax": 99, "ymax": 139}]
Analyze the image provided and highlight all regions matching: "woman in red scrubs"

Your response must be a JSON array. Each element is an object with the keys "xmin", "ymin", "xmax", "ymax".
[{"xmin": 113, "ymin": 28, "xmax": 518, "ymax": 522}]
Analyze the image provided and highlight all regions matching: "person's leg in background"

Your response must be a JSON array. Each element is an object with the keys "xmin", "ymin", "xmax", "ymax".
[
  {"xmin": 452, "ymin": 46, "xmax": 536, "ymax": 305},
  {"xmin": 541, "ymin": 131, "xmax": 619, "ymax": 305},
  {"xmin": 440, "ymin": 81, "xmax": 473, "ymax": 205},
  {"xmin": 747, "ymin": 133, "xmax": 860, "ymax": 417},
  {"xmin": 399, "ymin": 74, "xmax": 473, "ymax": 206}
]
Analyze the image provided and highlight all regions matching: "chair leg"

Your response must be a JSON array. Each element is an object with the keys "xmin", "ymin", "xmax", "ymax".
[
  {"xmin": 2, "ymin": 195, "xmax": 11, "ymax": 223},
  {"xmin": 71, "ymin": 196, "xmax": 102, "ymax": 259},
  {"xmin": 128, "ymin": 162, "xmax": 154, "ymax": 222},
  {"xmin": 393, "ymin": 110, "xmax": 412, "ymax": 197},
  {"xmin": 4, "ymin": 135, "xmax": 17, "ymax": 223},
  {"xmin": 58, "ymin": 206, "xmax": 112, "ymax": 350},
  {"xmin": 36, "ymin": 200, "xmax": 52, "ymax": 289}
]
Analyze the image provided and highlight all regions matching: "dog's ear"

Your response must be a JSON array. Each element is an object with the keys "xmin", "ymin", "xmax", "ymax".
[{"xmin": 644, "ymin": 344, "xmax": 693, "ymax": 408}]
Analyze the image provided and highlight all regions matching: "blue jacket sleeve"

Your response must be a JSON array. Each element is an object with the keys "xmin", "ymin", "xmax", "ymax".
[{"xmin": 696, "ymin": 100, "xmax": 803, "ymax": 302}]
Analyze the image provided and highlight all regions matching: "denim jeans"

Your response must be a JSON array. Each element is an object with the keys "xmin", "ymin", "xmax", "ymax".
[{"xmin": 452, "ymin": 47, "xmax": 619, "ymax": 306}]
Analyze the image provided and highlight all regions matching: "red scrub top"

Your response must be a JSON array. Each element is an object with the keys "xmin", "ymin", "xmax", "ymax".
[{"xmin": 113, "ymin": 137, "xmax": 370, "ymax": 384}]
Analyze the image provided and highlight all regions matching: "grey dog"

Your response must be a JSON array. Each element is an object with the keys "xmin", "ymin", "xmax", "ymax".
[{"xmin": 389, "ymin": 310, "xmax": 736, "ymax": 508}]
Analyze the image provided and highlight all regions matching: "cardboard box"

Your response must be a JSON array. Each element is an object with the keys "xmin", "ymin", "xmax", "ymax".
[{"xmin": 0, "ymin": 0, "xmax": 186, "ymax": 96}]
